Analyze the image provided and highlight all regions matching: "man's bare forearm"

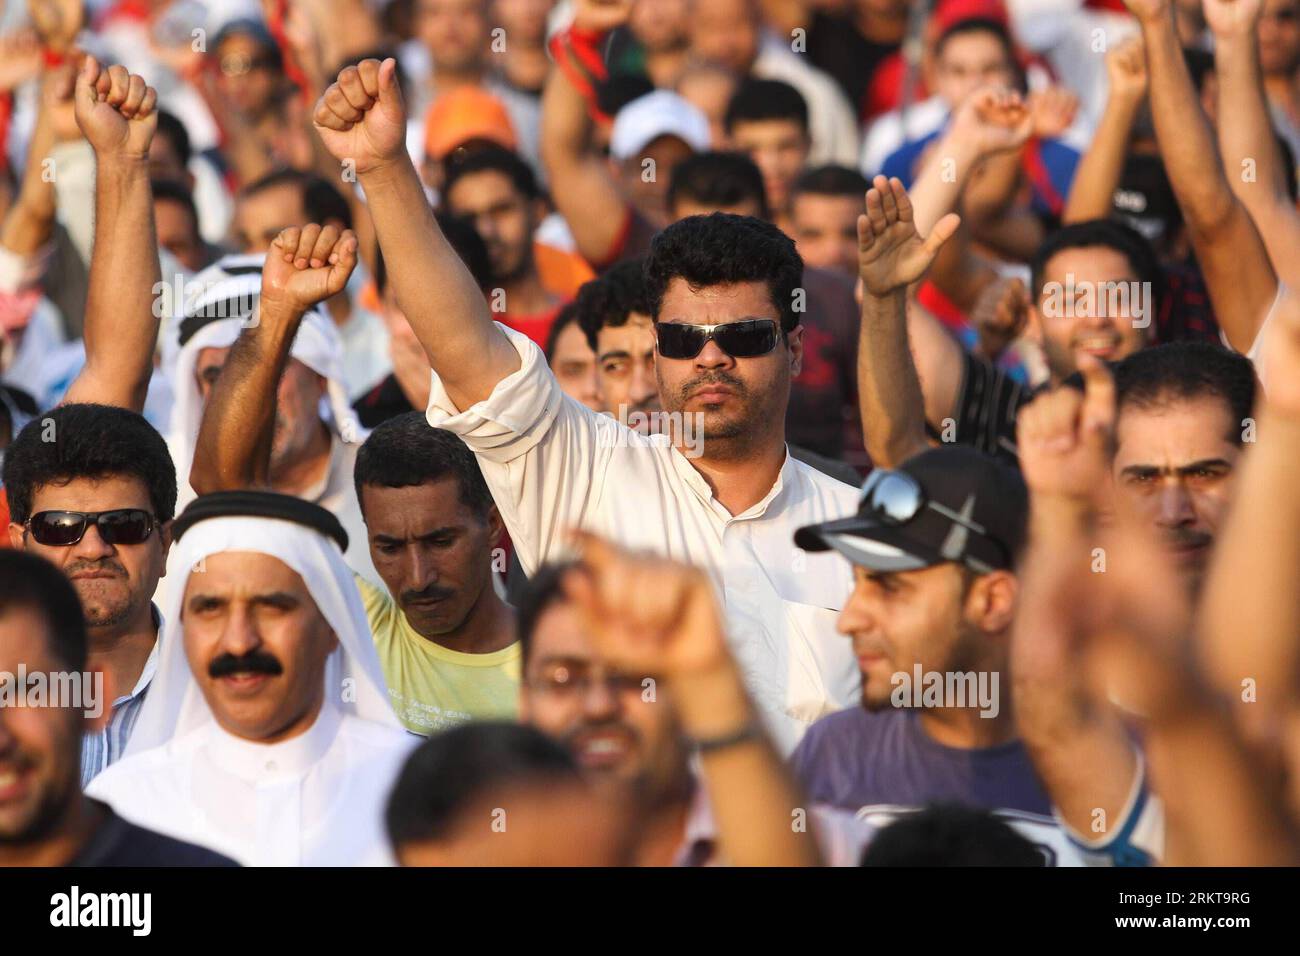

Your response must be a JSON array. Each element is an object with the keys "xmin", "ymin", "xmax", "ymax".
[
  {"xmin": 858, "ymin": 290, "xmax": 931, "ymax": 467},
  {"xmin": 63, "ymin": 158, "xmax": 162, "ymax": 411},
  {"xmin": 358, "ymin": 157, "xmax": 518, "ymax": 410},
  {"xmin": 1063, "ymin": 95, "xmax": 1142, "ymax": 223},
  {"xmin": 190, "ymin": 306, "xmax": 298, "ymax": 494}
]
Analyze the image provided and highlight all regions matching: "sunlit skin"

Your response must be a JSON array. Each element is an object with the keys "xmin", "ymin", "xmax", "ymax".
[
  {"xmin": 519, "ymin": 599, "xmax": 688, "ymax": 795},
  {"xmin": 233, "ymin": 182, "xmax": 307, "ymax": 253},
  {"xmin": 8, "ymin": 476, "xmax": 169, "ymax": 635},
  {"xmin": 653, "ymin": 278, "xmax": 801, "ymax": 459},
  {"xmin": 929, "ymin": 30, "xmax": 1016, "ymax": 110},
  {"xmin": 0, "ymin": 610, "xmax": 107, "ymax": 861},
  {"xmin": 836, "ymin": 562, "xmax": 1018, "ymax": 746},
  {"xmin": 729, "ymin": 118, "xmax": 810, "ymax": 217},
  {"xmin": 618, "ymin": 134, "xmax": 697, "ymax": 228},
  {"xmin": 415, "ymin": 0, "xmax": 491, "ymax": 78},
  {"xmin": 1032, "ymin": 245, "xmax": 1152, "ymax": 383},
  {"xmin": 549, "ymin": 321, "xmax": 603, "ymax": 411},
  {"xmin": 1112, "ymin": 394, "xmax": 1242, "ymax": 591},
  {"xmin": 444, "ymin": 169, "xmax": 543, "ymax": 284},
  {"xmin": 789, "ymin": 193, "xmax": 863, "ymax": 278},
  {"xmin": 631, "ymin": 0, "xmax": 690, "ymax": 52},
  {"xmin": 154, "ymin": 197, "xmax": 207, "ymax": 273},
  {"xmin": 194, "ymin": 347, "xmax": 330, "ymax": 486},
  {"xmin": 360, "ymin": 478, "xmax": 511, "ymax": 649},
  {"xmin": 181, "ymin": 552, "xmax": 338, "ymax": 744},
  {"xmin": 595, "ymin": 313, "xmax": 661, "ymax": 431},
  {"xmin": 688, "ymin": 0, "xmax": 759, "ymax": 74}
]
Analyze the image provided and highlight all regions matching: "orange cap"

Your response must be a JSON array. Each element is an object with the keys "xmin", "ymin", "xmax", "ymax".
[{"xmin": 424, "ymin": 87, "xmax": 518, "ymax": 161}]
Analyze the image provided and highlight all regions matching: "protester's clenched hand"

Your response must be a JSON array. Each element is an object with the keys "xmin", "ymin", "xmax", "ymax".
[
  {"xmin": 1016, "ymin": 354, "xmax": 1116, "ymax": 504},
  {"xmin": 27, "ymin": 0, "xmax": 83, "ymax": 53},
  {"xmin": 561, "ymin": 531, "xmax": 732, "ymax": 681},
  {"xmin": 313, "ymin": 58, "xmax": 406, "ymax": 175},
  {"xmin": 947, "ymin": 87, "xmax": 1033, "ymax": 159},
  {"xmin": 857, "ymin": 175, "xmax": 960, "ymax": 297},
  {"xmin": 970, "ymin": 276, "xmax": 1030, "ymax": 360},
  {"xmin": 1028, "ymin": 86, "xmax": 1079, "ymax": 140},
  {"xmin": 571, "ymin": 0, "xmax": 635, "ymax": 34},
  {"xmin": 1203, "ymin": 0, "xmax": 1264, "ymax": 36},
  {"xmin": 1105, "ymin": 34, "xmax": 1148, "ymax": 104},
  {"xmin": 74, "ymin": 57, "xmax": 158, "ymax": 160},
  {"xmin": 261, "ymin": 224, "xmax": 360, "ymax": 317}
]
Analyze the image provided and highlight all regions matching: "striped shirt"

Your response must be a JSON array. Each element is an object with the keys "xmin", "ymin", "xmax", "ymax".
[{"xmin": 80, "ymin": 612, "xmax": 161, "ymax": 788}]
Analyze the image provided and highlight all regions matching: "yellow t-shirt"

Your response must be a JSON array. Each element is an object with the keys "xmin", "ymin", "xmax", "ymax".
[{"xmin": 356, "ymin": 576, "xmax": 521, "ymax": 736}]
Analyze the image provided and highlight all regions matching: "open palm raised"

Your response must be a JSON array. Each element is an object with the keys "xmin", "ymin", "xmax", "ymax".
[{"xmin": 857, "ymin": 176, "xmax": 960, "ymax": 297}]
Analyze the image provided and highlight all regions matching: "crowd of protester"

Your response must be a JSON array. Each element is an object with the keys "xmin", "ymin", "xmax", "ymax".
[{"xmin": 1, "ymin": 0, "xmax": 1299, "ymax": 867}]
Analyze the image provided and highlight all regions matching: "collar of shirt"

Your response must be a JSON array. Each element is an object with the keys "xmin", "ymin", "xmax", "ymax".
[
  {"xmin": 113, "ymin": 603, "xmax": 164, "ymax": 706},
  {"xmin": 668, "ymin": 444, "xmax": 795, "ymax": 523},
  {"xmin": 206, "ymin": 702, "xmax": 342, "ymax": 783}
]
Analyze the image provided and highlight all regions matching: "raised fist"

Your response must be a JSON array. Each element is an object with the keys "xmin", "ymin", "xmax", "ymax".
[
  {"xmin": 313, "ymin": 58, "xmax": 407, "ymax": 176},
  {"xmin": 74, "ymin": 57, "xmax": 158, "ymax": 160},
  {"xmin": 260, "ymin": 224, "xmax": 360, "ymax": 316}
]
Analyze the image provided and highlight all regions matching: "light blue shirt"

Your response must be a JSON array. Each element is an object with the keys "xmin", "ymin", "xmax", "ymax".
[{"xmin": 80, "ymin": 610, "xmax": 161, "ymax": 788}]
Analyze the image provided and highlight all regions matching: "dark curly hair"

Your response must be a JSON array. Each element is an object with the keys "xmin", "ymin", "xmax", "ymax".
[
  {"xmin": 353, "ymin": 412, "xmax": 494, "ymax": 520},
  {"xmin": 573, "ymin": 258, "xmax": 654, "ymax": 352},
  {"xmin": 643, "ymin": 213, "xmax": 803, "ymax": 333},
  {"xmin": 3, "ymin": 404, "xmax": 177, "ymax": 526}
]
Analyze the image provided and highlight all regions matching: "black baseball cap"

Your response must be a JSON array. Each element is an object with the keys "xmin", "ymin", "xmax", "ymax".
[{"xmin": 794, "ymin": 446, "xmax": 1027, "ymax": 574}]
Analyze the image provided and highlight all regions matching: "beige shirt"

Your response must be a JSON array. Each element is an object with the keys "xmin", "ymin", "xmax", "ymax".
[{"xmin": 426, "ymin": 326, "xmax": 862, "ymax": 754}]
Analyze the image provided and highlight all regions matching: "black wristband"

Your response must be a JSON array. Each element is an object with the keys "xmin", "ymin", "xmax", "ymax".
[{"xmin": 690, "ymin": 719, "xmax": 764, "ymax": 754}]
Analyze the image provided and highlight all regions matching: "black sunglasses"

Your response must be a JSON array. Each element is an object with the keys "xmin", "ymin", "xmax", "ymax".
[
  {"xmin": 26, "ymin": 509, "xmax": 158, "ymax": 547},
  {"xmin": 654, "ymin": 319, "xmax": 781, "ymax": 360},
  {"xmin": 858, "ymin": 470, "xmax": 1010, "ymax": 572}
]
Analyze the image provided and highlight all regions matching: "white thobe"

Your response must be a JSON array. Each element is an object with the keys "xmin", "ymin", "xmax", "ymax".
[
  {"xmin": 87, "ymin": 704, "xmax": 415, "ymax": 866},
  {"xmin": 427, "ymin": 325, "xmax": 863, "ymax": 754}
]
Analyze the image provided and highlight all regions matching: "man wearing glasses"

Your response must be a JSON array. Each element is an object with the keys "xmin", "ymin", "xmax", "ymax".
[{"xmin": 313, "ymin": 57, "xmax": 862, "ymax": 753}]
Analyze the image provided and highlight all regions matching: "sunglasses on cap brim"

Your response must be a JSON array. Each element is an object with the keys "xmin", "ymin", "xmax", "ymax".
[{"xmin": 653, "ymin": 319, "xmax": 781, "ymax": 360}]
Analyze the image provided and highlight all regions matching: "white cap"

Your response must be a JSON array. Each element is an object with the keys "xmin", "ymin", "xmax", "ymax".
[{"xmin": 609, "ymin": 90, "xmax": 711, "ymax": 162}]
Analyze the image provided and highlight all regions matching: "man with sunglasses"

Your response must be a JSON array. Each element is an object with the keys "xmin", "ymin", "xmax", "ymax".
[
  {"xmin": 4, "ymin": 405, "xmax": 177, "ymax": 786},
  {"xmin": 790, "ymin": 446, "xmax": 1084, "ymax": 864},
  {"xmin": 314, "ymin": 58, "xmax": 862, "ymax": 753}
]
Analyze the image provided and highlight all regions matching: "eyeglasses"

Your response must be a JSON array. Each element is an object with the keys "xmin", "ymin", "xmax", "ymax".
[
  {"xmin": 26, "ymin": 510, "xmax": 157, "ymax": 547},
  {"xmin": 218, "ymin": 53, "xmax": 278, "ymax": 78},
  {"xmin": 653, "ymin": 319, "xmax": 781, "ymax": 360},
  {"xmin": 526, "ymin": 665, "xmax": 646, "ymax": 700},
  {"xmin": 858, "ymin": 470, "xmax": 1010, "ymax": 571}
]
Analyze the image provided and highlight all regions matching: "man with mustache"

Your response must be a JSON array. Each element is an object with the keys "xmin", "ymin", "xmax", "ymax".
[
  {"xmin": 86, "ymin": 490, "xmax": 413, "ymax": 866},
  {"xmin": 313, "ymin": 56, "xmax": 863, "ymax": 753},
  {"xmin": 0, "ymin": 551, "xmax": 234, "ymax": 867}
]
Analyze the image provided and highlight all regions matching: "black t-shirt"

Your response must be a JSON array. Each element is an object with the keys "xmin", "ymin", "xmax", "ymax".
[
  {"xmin": 806, "ymin": 13, "xmax": 899, "ymax": 119},
  {"xmin": 940, "ymin": 350, "xmax": 1037, "ymax": 465},
  {"xmin": 69, "ymin": 802, "xmax": 238, "ymax": 867},
  {"xmin": 353, "ymin": 374, "xmax": 418, "ymax": 430}
]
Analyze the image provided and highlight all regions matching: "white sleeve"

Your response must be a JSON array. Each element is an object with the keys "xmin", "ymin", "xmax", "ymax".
[
  {"xmin": 1223, "ymin": 281, "xmax": 1287, "ymax": 393},
  {"xmin": 425, "ymin": 323, "xmax": 649, "ymax": 574}
]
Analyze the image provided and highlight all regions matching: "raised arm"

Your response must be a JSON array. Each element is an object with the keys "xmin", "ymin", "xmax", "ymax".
[
  {"xmin": 564, "ymin": 532, "xmax": 823, "ymax": 867},
  {"xmin": 1125, "ymin": 0, "xmax": 1277, "ymax": 350},
  {"xmin": 1063, "ymin": 35, "xmax": 1148, "ymax": 223},
  {"xmin": 190, "ymin": 224, "xmax": 358, "ymax": 495},
  {"xmin": 539, "ymin": 0, "xmax": 637, "ymax": 267},
  {"xmin": 0, "ymin": 63, "xmax": 69, "ymax": 258},
  {"xmin": 312, "ymin": 58, "xmax": 518, "ymax": 411},
  {"xmin": 61, "ymin": 57, "xmax": 163, "ymax": 413},
  {"xmin": 856, "ymin": 176, "xmax": 960, "ymax": 467},
  {"xmin": 1206, "ymin": 0, "xmax": 1300, "ymax": 284}
]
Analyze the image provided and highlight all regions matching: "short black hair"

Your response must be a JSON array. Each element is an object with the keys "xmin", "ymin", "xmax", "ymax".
[
  {"xmin": 1114, "ymin": 342, "xmax": 1257, "ymax": 445},
  {"xmin": 375, "ymin": 210, "xmax": 492, "ymax": 296},
  {"xmin": 0, "ymin": 551, "xmax": 88, "ymax": 671},
  {"xmin": 644, "ymin": 212, "xmax": 803, "ymax": 332},
  {"xmin": 2, "ymin": 404, "xmax": 178, "ymax": 526},
  {"xmin": 573, "ymin": 258, "xmax": 653, "ymax": 352},
  {"xmin": 935, "ymin": 17, "xmax": 1016, "ymax": 67},
  {"xmin": 515, "ymin": 561, "xmax": 576, "ymax": 668},
  {"xmin": 151, "ymin": 178, "xmax": 201, "ymax": 236},
  {"xmin": 790, "ymin": 164, "xmax": 870, "ymax": 203},
  {"xmin": 860, "ymin": 804, "xmax": 1048, "ymax": 866},
  {"xmin": 353, "ymin": 412, "xmax": 494, "ymax": 519},
  {"xmin": 239, "ymin": 169, "xmax": 353, "ymax": 230},
  {"xmin": 386, "ymin": 721, "xmax": 579, "ymax": 849},
  {"xmin": 443, "ymin": 145, "xmax": 541, "ymax": 203},
  {"xmin": 668, "ymin": 151, "xmax": 769, "ymax": 219},
  {"xmin": 724, "ymin": 78, "xmax": 809, "ymax": 135},
  {"xmin": 1030, "ymin": 219, "xmax": 1165, "ymax": 314},
  {"xmin": 153, "ymin": 110, "xmax": 192, "ymax": 168}
]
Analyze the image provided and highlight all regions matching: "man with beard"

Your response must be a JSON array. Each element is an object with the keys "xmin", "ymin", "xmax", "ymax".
[
  {"xmin": 0, "ymin": 551, "xmax": 235, "ymax": 866},
  {"xmin": 313, "ymin": 55, "xmax": 863, "ymax": 752},
  {"xmin": 5, "ymin": 405, "xmax": 176, "ymax": 786},
  {"xmin": 441, "ymin": 146, "xmax": 587, "ymax": 348},
  {"xmin": 87, "ymin": 491, "xmax": 414, "ymax": 866},
  {"xmin": 515, "ymin": 535, "xmax": 873, "ymax": 865}
]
